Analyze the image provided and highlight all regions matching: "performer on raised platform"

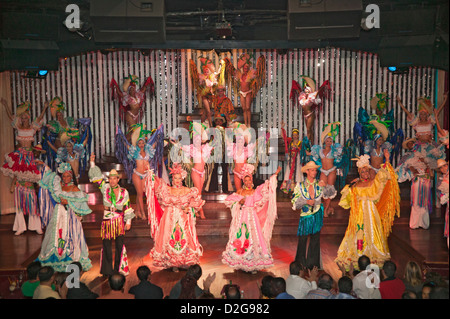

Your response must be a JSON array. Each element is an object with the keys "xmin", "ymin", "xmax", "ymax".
[
  {"xmin": 309, "ymin": 122, "xmax": 344, "ymax": 217},
  {"xmin": 222, "ymin": 164, "xmax": 281, "ymax": 273},
  {"xmin": 280, "ymin": 121, "xmax": 303, "ymax": 194},
  {"xmin": 291, "ymin": 161, "xmax": 325, "ymax": 269},
  {"xmin": 36, "ymin": 162, "xmax": 92, "ymax": 272},
  {"xmin": 221, "ymin": 53, "xmax": 266, "ymax": 127},
  {"xmin": 88, "ymin": 153, "xmax": 135, "ymax": 276},
  {"xmin": 1, "ymin": 99, "xmax": 48, "ymax": 235},
  {"xmin": 335, "ymin": 153, "xmax": 400, "ymax": 269},
  {"xmin": 110, "ymin": 74, "xmax": 155, "ymax": 142},
  {"xmin": 149, "ymin": 163, "xmax": 205, "ymax": 271}
]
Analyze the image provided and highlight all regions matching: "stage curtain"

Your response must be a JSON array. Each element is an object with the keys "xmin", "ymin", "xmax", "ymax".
[{"xmin": 0, "ymin": 71, "xmax": 15, "ymax": 215}]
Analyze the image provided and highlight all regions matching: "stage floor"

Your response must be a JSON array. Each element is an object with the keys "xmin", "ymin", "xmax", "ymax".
[{"xmin": 0, "ymin": 198, "xmax": 448, "ymax": 299}]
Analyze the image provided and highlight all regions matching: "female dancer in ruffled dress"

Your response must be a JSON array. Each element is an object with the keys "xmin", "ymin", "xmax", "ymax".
[
  {"xmin": 222, "ymin": 164, "xmax": 281, "ymax": 273},
  {"xmin": 36, "ymin": 162, "xmax": 92, "ymax": 272},
  {"xmin": 149, "ymin": 163, "xmax": 205, "ymax": 271},
  {"xmin": 309, "ymin": 122, "xmax": 343, "ymax": 217},
  {"xmin": 1, "ymin": 99, "xmax": 48, "ymax": 235},
  {"xmin": 335, "ymin": 153, "xmax": 400, "ymax": 269}
]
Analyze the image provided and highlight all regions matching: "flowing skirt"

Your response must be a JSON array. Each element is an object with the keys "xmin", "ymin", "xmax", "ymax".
[{"xmin": 37, "ymin": 204, "xmax": 92, "ymax": 272}]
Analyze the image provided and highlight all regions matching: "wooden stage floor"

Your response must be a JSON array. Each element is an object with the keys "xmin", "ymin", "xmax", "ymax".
[{"xmin": 0, "ymin": 196, "xmax": 448, "ymax": 299}]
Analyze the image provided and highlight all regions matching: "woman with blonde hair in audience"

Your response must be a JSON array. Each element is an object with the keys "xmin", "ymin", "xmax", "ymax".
[{"xmin": 403, "ymin": 261, "xmax": 424, "ymax": 297}]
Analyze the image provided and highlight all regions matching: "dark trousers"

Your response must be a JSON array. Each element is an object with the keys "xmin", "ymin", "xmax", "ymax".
[
  {"xmin": 295, "ymin": 232, "xmax": 321, "ymax": 269},
  {"xmin": 101, "ymin": 235, "xmax": 124, "ymax": 276},
  {"xmin": 209, "ymin": 162, "xmax": 229, "ymax": 193}
]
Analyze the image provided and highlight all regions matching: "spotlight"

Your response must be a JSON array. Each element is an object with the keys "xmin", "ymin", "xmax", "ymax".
[
  {"xmin": 388, "ymin": 66, "xmax": 397, "ymax": 72},
  {"xmin": 38, "ymin": 70, "xmax": 48, "ymax": 76}
]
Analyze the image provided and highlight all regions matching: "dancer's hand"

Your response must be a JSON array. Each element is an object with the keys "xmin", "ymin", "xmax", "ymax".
[
  {"xmin": 90, "ymin": 153, "xmax": 95, "ymax": 163},
  {"xmin": 318, "ymin": 180, "xmax": 326, "ymax": 187},
  {"xmin": 203, "ymin": 272, "xmax": 216, "ymax": 292},
  {"xmin": 125, "ymin": 223, "xmax": 131, "ymax": 231}
]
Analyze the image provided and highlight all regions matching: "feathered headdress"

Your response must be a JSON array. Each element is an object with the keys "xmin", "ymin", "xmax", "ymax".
[
  {"xmin": 240, "ymin": 163, "xmax": 255, "ymax": 180},
  {"xmin": 16, "ymin": 101, "xmax": 31, "ymax": 117},
  {"xmin": 321, "ymin": 122, "xmax": 341, "ymax": 144},
  {"xmin": 370, "ymin": 92, "xmax": 389, "ymax": 113},
  {"xmin": 123, "ymin": 75, "xmax": 139, "ymax": 92},
  {"xmin": 169, "ymin": 163, "xmax": 187, "ymax": 180},
  {"xmin": 353, "ymin": 154, "xmax": 371, "ymax": 170},
  {"xmin": 57, "ymin": 162, "xmax": 73, "ymax": 175},
  {"xmin": 49, "ymin": 97, "xmax": 65, "ymax": 117}
]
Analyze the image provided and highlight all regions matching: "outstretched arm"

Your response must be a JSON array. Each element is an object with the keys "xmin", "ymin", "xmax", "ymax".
[
  {"xmin": 1, "ymin": 98, "xmax": 14, "ymax": 122},
  {"xmin": 435, "ymin": 91, "xmax": 449, "ymax": 117},
  {"xmin": 36, "ymin": 102, "xmax": 49, "ymax": 123},
  {"xmin": 396, "ymin": 96, "xmax": 412, "ymax": 119}
]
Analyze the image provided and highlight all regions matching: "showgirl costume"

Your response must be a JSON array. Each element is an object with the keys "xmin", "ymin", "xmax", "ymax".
[
  {"xmin": 88, "ymin": 164, "xmax": 135, "ymax": 276},
  {"xmin": 36, "ymin": 163, "xmax": 92, "ymax": 272},
  {"xmin": 43, "ymin": 97, "xmax": 92, "ymax": 171},
  {"xmin": 149, "ymin": 164, "xmax": 205, "ymax": 269},
  {"xmin": 1, "ymin": 102, "xmax": 43, "ymax": 183},
  {"xmin": 280, "ymin": 127, "xmax": 303, "ymax": 193},
  {"xmin": 291, "ymin": 161, "xmax": 324, "ymax": 269},
  {"xmin": 396, "ymin": 97, "xmax": 445, "ymax": 229},
  {"xmin": 335, "ymin": 155, "xmax": 400, "ymax": 269},
  {"xmin": 310, "ymin": 122, "xmax": 344, "ymax": 199},
  {"xmin": 363, "ymin": 122, "xmax": 393, "ymax": 173},
  {"xmin": 225, "ymin": 124, "xmax": 257, "ymax": 180},
  {"xmin": 213, "ymin": 88, "xmax": 237, "ymax": 122},
  {"xmin": 222, "ymin": 164, "xmax": 278, "ymax": 272},
  {"xmin": 189, "ymin": 57, "xmax": 220, "ymax": 109},
  {"xmin": 182, "ymin": 121, "xmax": 214, "ymax": 179}
]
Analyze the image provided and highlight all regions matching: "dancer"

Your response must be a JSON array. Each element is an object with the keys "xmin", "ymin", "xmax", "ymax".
[
  {"xmin": 36, "ymin": 162, "xmax": 92, "ymax": 272},
  {"xmin": 436, "ymin": 159, "xmax": 449, "ymax": 247},
  {"xmin": 434, "ymin": 92, "xmax": 449, "ymax": 149},
  {"xmin": 310, "ymin": 122, "xmax": 344, "ymax": 217},
  {"xmin": 182, "ymin": 121, "xmax": 214, "ymax": 219},
  {"xmin": 1, "ymin": 99, "xmax": 49, "ymax": 235},
  {"xmin": 335, "ymin": 153, "xmax": 400, "ymax": 269},
  {"xmin": 149, "ymin": 163, "xmax": 205, "ymax": 271},
  {"xmin": 290, "ymin": 77, "xmax": 331, "ymax": 143},
  {"xmin": 88, "ymin": 153, "xmax": 135, "ymax": 276},
  {"xmin": 110, "ymin": 74, "xmax": 155, "ymax": 141},
  {"xmin": 189, "ymin": 57, "xmax": 222, "ymax": 127},
  {"xmin": 47, "ymin": 132, "xmax": 89, "ymax": 182},
  {"xmin": 222, "ymin": 53, "xmax": 266, "ymax": 127},
  {"xmin": 213, "ymin": 85, "xmax": 237, "ymax": 123},
  {"xmin": 44, "ymin": 97, "xmax": 92, "ymax": 170},
  {"xmin": 280, "ymin": 121, "xmax": 303, "ymax": 194},
  {"xmin": 208, "ymin": 115, "xmax": 230, "ymax": 193},
  {"xmin": 291, "ymin": 161, "xmax": 326, "ymax": 269},
  {"xmin": 226, "ymin": 124, "xmax": 256, "ymax": 191},
  {"xmin": 363, "ymin": 121, "xmax": 393, "ymax": 177},
  {"xmin": 222, "ymin": 164, "xmax": 281, "ymax": 273}
]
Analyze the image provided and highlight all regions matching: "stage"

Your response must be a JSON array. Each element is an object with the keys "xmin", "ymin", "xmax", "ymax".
[{"xmin": 0, "ymin": 188, "xmax": 448, "ymax": 299}]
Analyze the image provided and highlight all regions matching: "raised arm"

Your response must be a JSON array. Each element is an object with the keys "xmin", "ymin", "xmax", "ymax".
[
  {"xmin": 435, "ymin": 91, "xmax": 449, "ymax": 117},
  {"xmin": 36, "ymin": 102, "xmax": 49, "ymax": 123},
  {"xmin": 396, "ymin": 96, "xmax": 412, "ymax": 119},
  {"xmin": 1, "ymin": 98, "xmax": 14, "ymax": 122}
]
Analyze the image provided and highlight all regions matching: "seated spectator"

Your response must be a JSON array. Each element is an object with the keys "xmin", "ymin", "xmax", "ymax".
[
  {"xmin": 259, "ymin": 275, "xmax": 275, "ymax": 299},
  {"xmin": 169, "ymin": 264, "xmax": 215, "ymax": 299},
  {"xmin": 379, "ymin": 261, "xmax": 405, "ymax": 299},
  {"xmin": 286, "ymin": 261, "xmax": 318, "ymax": 299},
  {"xmin": 54, "ymin": 272, "xmax": 69, "ymax": 299},
  {"xmin": 225, "ymin": 285, "xmax": 241, "ymax": 299},
  {"xmin": 338, "ymin": 255, "xmax": 381, "ymax": 299},
  {"xmin": 327, "ymin": 276, "xmax": 356, "ymax": 299},
  {"xmin": 272, "ymin": 277, "xmax": 295, "ymax": 299},
  {"xmin": 178, "ymin": 275, "xmax": 198, "ymax": 299},
  {"xmin": 402, "ymin": 261, "xmax": 424, "ymax": 297},
  {"xmin": 128, "ymin": 265, "xmax": 163, "ymax": 299},
  {"xmin": 21, "ymin": 261, "xmax": 43, "ymax": 298},
  {"xmin": 33, "ymin": 266, "xmax": 61, "ymax": 299},
  {"xmin": 305, "ymin": 273, "xmax": 334, "ymax": 299},
  {"xmin": 98, "ymin": 273, "xmax": 134, "ymax": 299},
  {"xmin": 429, "ymin": 286, "xmax": 449, "ymax": 299},
  {"xmin": 402, "ymin": 290, "xmax": 417, "ymax": 299},
  {"xmin": 66, "ymin": 261, "xmax": 99, "ymax": 299},
  {"xmin": 421, "ymin": 282, "xmax": 436, "ymax": 299}
]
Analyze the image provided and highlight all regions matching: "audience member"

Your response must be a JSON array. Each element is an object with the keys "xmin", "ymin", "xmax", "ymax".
[
  {"xmin": 327, "ymin": 276, "xmax": 356, "ymax": 299},
  {"xmin": 285, "ymin": 261, "xmax": 318, "ymax": 299},
  {"xmin": 33, "ymin": 266, "xmax": 61, "ymax": 299},
  {"xmin": 378, "ymin": 261, "xmax": 405, "ymax": 299},
  {"xmin": 225, "ymin": 285, "xmax": 241, "ymax": 299},
  {"xmin": 21, "ymin": 261, "xmax": 44, "ymax": 298},
  {"xmin": 169, "ymin": 264, "xmax": 215, "ymax": 299},
  {"xmin": 338, "ymin": 255, "xmax": 381, "ymax": 299},
  {"xmin": 128, "ymin": 265, "xmax": 163, "ymax": 299},
  {"xmin": 272, "ymin": 277, "xmax": 295, "ymax": 299},
  {"xmin": 402, "ymin": 290, "xmax": 417, "ymax": 299},
  {"xmin": 54, "ymin": 272, "xmax": 69, "ymax": 299},
  {"xmin": 178, "ymin": 275, "xmax": 198, "ymax": 299},
  {"xmin": 259, "ymin": 275, "xmax": 275, "ymax": 299},
  {"xmin": 305, "ymin": 273, "xmax": 334, "ymax": 299},
  {"xmin": 421, "ymin": 282, "xmax": 436, "ymax": 299},
  {"xmin": 429, "ymin": 286, "xmax": 449, "ymax": 299},
  {"xmin": 402, "ymin": 261, "xmax": 424, "ymax": 297},
  {"xmin": 66, "ymin": 261, "xmax": 99, "ymax": 299},
  {"xmin": 98, "ymin": 273, "xmax": 134, "ymax": 299}
]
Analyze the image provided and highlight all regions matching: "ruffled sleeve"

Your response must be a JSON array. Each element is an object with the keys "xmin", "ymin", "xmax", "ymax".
[
  {"xmin": 61, "ymin": 190, "xmax": 92, "ymax": 216},
  {"xmin": 88, "ymin": 164, "xmax": 107, "ymax": 195},
  {"xmin": 310, "ymin": 145, "xmax": 322, "ymax": 166},
  {"xmin": 39, "ymin": 171, "xmax": 62, "ymax": 204},
  {"xmin": 364, "ymin": 166, "xmax": 390, "ymax": 203},
  {"xmin": 32, "ymin": 118, "xmax": 43, "ymax": 131},
  {"xmin": 188, "ymin": 187, "xmax": 206, "ymax": 211},
  {"xmin": 338, "ymin": 185, "xmax": 352, "ymax": 210},
  {"xmin": 332, "ymin": 143, "xmax": 344, "ymax": 165}
]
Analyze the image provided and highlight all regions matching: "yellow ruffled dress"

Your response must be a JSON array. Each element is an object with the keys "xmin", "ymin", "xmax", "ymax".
[{"xmin": 335, "ymin": 163, "xmax": 400, "ymax": 270}]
